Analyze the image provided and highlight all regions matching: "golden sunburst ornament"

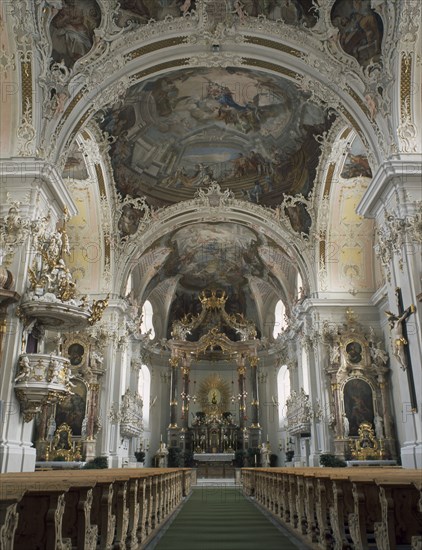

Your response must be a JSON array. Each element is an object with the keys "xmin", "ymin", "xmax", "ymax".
[{"xmin": 198, "ymin": 374, "xmax": 231, "ymax": 415}]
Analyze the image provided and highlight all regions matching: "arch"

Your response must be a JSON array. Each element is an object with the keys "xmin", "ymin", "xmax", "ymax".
[
  {"xmin": 116, "ymin": 200, "xmax": 314, "ymax": 299},
  {"xmin": 47, "ymin": 37, "xmax": 386, "ymax": 171}
]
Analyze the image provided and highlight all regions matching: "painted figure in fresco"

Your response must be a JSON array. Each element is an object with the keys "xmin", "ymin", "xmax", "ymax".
[
  {"xmin": 118, "ymin": 205, "xmax": 141, "ymax": 237},
  {"xmin": 50, "ymin": 0, "xmax": 100, "ymax": 67},
  {"xmin": 250, "ymin": 180, "xmax": 263, "ymax": 203},
  {"xmin": 331, "ymin": 0, "xmax": 383, "ymax": 67}
]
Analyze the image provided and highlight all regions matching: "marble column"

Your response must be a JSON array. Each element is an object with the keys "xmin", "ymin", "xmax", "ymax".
[
  {"xmin": 169, "ymin": 356, "xmax": 179, "ymax": 430},
  {"xmin": 180, "ymin": 354, "xmax": 191, "ymax": 452},
  {"xmin": 237, "ymin": 354, "xmax": 247, "ymax": 449},
  {"xmin": 249, "ymin": 355, "xmax": 261, "ymax": 448}
]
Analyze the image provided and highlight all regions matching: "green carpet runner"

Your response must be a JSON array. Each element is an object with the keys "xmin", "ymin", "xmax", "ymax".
[{"xmin": 153, "ymin": 487, "xmax": 302, "ymax": 549}]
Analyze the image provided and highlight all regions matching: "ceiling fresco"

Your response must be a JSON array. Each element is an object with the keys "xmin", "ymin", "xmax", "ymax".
[
  {"xmin": 331, "ymin": 0, "xmax": 383, "ymax": 67},
  {"xmin": 50, "ymin": 0, "xmax": 101, "ymax": 68},
  {"xmin": 98, "ymin": 67, "xmax": 334, "ymax": 208},
  {"xmin": 116, "ymin": 0, "xmax": 317, "ymax": 28},
  {"xmin": 239, "ymin": 0, "xmax": 317, "ymax": 25},
  {"xmin": 139, "ymin": 222, "xmax": 291, "ymax": 332},
  {"xmin": 341, "ymin": 136, "xmax": 372, "ymax": 179},
  {"xmin": 117, "ymin": 0, "xmax": 196, "ymax": 26}
]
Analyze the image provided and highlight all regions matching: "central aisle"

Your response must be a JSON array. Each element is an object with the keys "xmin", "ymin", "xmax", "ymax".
[{"xmin": 151, "ymin": 487, "xmax": 305, "ymax": 550}]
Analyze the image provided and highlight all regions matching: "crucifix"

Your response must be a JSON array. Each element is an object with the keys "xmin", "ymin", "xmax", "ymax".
[{"xmin": 385, "ymin": 287, "xmax": 417, "ymax": 411}]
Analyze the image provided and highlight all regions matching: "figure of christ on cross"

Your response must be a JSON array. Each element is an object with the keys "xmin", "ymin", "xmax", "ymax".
[{"xmin": 385, "ymin": 288, "xmax": 417, "ymax": 410}]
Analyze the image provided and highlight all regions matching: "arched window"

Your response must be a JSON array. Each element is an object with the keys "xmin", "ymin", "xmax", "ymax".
[
  {"xmin": 277, "ymin": 365, "xmax": 290, "ymax": 426},
  {"xmin": 138, "ymin": 365, "xmax": 151, "ymax": 430},
  {"xmin": 296, "ymin": 271, "xmax": 303, "ymax": 299},
  {"xmin": 302, "ymin": 347, "xmax": 310, "ymax": 394},
  {"xmin": 125, "ymin": 273, "xmax": 133, "ymax": 296},
  {"xmin": 140, "ymin": 300, "xmax": 155, "ymax": 339},
  {"xmin": 273, "ymin": 299, "xmax": 287, "ymax": 338}
]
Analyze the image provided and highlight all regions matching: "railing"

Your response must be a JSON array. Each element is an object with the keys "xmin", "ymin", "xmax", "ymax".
[
  {"xmin": 0, "ymin": 468, "xmax": 194, "ymax": 549},
  {"xmin": 241, "ymin": 467, "xmax": 422, "ymax": 549}
]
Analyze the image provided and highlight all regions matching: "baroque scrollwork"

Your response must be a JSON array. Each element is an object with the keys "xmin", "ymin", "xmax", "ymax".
[
  {"xmin": 0, "ymin": 202, "xmax": 50, "ymax": 266},
  {"xmin": 375, "ymin": 203, "xmax": 422, "ymax": 281}
]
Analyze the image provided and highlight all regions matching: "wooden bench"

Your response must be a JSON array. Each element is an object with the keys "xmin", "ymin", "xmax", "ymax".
[
  {"xmin": 241, "ymin": 467, "xmax": 422, "ymax": 549},
  {"xmin": 0, "ymin": 468, "xmax": 194, "ymax": 549}
]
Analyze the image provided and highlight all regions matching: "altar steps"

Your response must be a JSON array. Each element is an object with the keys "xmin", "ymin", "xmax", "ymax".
[{"xmin": 195, "ymin": 477, "xmax": 239, "ymax": 487}]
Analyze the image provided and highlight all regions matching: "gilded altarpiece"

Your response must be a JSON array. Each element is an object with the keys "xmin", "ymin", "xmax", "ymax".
[
  {"xmin": 34, "ymin": 333, "xmax": 105, "ymax": 462},
  {"xmin": 325, "ymin": 312, "xmax": 396, "ymax": 460}
]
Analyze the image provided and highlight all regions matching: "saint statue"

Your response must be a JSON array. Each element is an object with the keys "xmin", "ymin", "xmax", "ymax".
[
  {"xmin": 374, "ymin": 414, "xmax": 384, "ymax": 439},
  {"xmin": 343, "ymin": 413, "xmax": 350, "ymax": 438},
  {"xmin": 260, "ymin": 442, "xmax": 270, "ymax": 467}
]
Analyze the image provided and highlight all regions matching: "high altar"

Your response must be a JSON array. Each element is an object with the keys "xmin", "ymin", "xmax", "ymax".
[{"xmin": 166, "ymin": 289, "xmax": 263, "ymax": 455}]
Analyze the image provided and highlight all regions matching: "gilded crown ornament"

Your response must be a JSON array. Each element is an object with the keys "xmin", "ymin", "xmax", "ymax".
[{"xmin": 199, "ymin": 288, "xmax": 227, "ymax": 309}]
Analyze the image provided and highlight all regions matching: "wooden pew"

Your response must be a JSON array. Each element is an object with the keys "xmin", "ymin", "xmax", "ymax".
[
  {"xmin": 0, "ymin": 468, "xmax": 194, "ymax": 549},
  {"xmin": 241, "ymin": 467, "xmax": 422, "ymax": 550}
]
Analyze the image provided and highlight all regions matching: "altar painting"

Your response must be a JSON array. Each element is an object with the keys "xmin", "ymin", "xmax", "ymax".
[
  {"xmin": 55, "ymin": 379, "xmax": 87, "ymax": 436},
  {"xmin": 344, "ymin": 378, "xmax": 374, "ymax": 436}
]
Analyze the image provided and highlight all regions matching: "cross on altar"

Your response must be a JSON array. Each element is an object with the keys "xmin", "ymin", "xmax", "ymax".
[{"xmin": 385, "ymin": 287, "xmax": 417, "ymax": 411}]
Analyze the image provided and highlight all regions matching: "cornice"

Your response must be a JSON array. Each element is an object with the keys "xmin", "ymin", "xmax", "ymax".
[
  {"xmin": 0, "ymin": 158, "xmax": 77, "ymax": 216},
  {"xmin": 357, "ymin": 156, "xmax": 422, "ymax": 218}
]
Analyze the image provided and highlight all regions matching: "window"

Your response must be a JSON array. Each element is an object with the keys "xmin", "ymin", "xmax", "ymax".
[
  {"xmin": 140, "ymin": 300, "xmax": 155, "ymax": 339},
  {"xmin": 277, "ymin": 365, "xmax": 290, "ymax": 426},
  {"xmin": 297, "ymin": 271, "xmax": 303, "ymax": 299},
  {"xmin": 138, "ymin": 365, "xmax": 151, "ymax": 430},
  {"xmin": 125, "ymin": 273, "xmax": 133, "ymax": 296},
  {"xmin": 273, "ymin": 299, "xmax": 287, "ymax": 338}
]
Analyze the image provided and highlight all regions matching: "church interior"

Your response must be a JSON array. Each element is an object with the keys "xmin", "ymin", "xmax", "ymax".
[{"xmin": 0, "ymin": 0, "xmax": 421, "ymax": 548}]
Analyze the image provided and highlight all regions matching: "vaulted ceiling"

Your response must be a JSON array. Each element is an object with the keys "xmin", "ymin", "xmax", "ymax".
[{"xmin": 3, "ymin": 0, "xmax": 402, "ymax": 339}]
